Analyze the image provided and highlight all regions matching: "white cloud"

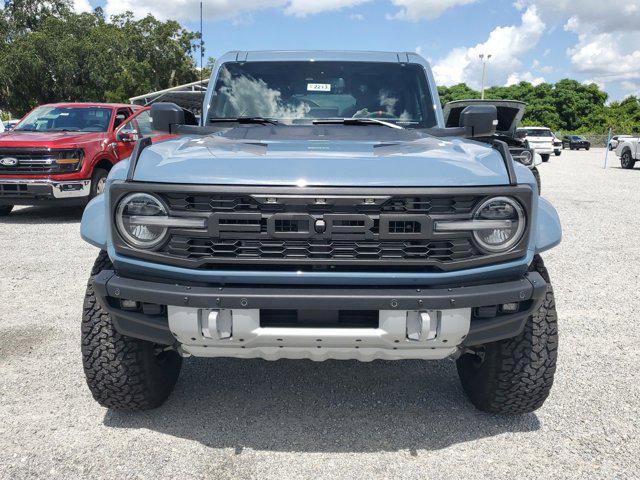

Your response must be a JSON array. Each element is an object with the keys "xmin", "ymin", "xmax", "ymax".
[
  {"xmin": 517, "ymin": 0, "xmax": 640, "ymax": 95},
  {"xmin": 387, "ymin": 0, "xmax": 478, "ymax": 21},
  {"xmin": 349, "ymin": 13, "xmax": 365, "ymax": 20},
  {"xmin": 517, "ymin": 0, "xmax": 640, "ymax": 34},
  {"xmin": 432, "ymin": 7, "xmax": 545, "ymax": 88},
  {"xmin": 104, "ymin": 0, "xmax": 371, "ymax": 21},
  {"xmin": 73, "ymin": 0, "xmax": 93, "ymax": 13},
  {"xmin": 567, "ymin": 31, "xmax": 640, "ymax": 83},
  {"xmin": 506, "ymin": 71, "xmax": 545, "ymax": 86}
]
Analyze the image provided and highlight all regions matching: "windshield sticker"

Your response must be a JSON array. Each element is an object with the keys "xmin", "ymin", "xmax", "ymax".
[{"xmin": 307, "ymin": 83, "xmax": 331, "ymax": 92}]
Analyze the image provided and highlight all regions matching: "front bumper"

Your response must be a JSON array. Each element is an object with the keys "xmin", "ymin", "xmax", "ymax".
[
  {"xmin": 0, "ymin": 179, "xmax": 91, "ymax": 205},
  {"xmin": 92, "ymin": 269, "xmax": 547, "ymax": 361}
]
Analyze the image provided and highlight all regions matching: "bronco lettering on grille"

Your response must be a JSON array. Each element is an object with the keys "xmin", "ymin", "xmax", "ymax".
[{"xmin": 207, "ymin": 212, "xmax": 433, "ymax": 240}]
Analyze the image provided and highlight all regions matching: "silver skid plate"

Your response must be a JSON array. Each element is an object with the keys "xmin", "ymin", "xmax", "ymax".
[{"xmin": 168, "ymin": 307, "xmax": 471, "ymax": 361}]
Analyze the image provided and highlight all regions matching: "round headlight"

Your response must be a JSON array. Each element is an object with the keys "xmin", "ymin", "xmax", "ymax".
[
  {"xmin": 116, "ymin": 193, "xmax": 168, "ymax": 248},
  {"xmin": 473, "ymin": 197, "xmax": 525, "ymax": 253},
  {"xmin": 518, "ymin": 149, "xmax": 533, "ymax": 166}
]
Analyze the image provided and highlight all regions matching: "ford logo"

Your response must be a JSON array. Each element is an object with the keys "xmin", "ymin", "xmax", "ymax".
[{"xmin": 0, "ymin": 157, "xmax": 18, "ymax": 167}]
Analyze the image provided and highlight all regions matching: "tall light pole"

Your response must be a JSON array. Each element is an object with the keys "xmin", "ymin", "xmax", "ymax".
[{"xmin": 479, "ymin": 53, "xmax": 492, "ymax": 99}]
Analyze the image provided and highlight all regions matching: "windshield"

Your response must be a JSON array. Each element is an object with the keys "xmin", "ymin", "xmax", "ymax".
[
  {"xmin": 519, "ymin": 128, "xmax": 553, "ymax": 137},
  {"xmin": 208, "ymin": 61, "xmax": 437, "ymax": 128},
  {"xmin": 15, "ymin": 106, "xmax": 112, "ymax": 132}
]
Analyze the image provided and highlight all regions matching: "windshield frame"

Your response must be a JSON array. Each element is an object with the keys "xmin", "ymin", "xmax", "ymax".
[
  {"xmin": 14, "ymin": 106, "xmax": 114, "ymax": 133},
  {"xmin": 204, "ymin": 60, "xmax": 439, "ymax": 129}
]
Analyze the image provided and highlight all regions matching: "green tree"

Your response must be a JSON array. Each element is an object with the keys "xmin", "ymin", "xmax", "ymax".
[{"xmin": 0, "ymin": 2, "xmax": 201, "ymax": 116}]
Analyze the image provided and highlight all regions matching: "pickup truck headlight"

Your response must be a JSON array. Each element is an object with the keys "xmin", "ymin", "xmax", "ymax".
[
  {"xmin": 116, "ymin": 193, "xmax": 169, "ymax": 248},
  {"xmin": 53, "ymin": 148, "xmax": 84, "ymax": 171},
  {"xmin": 472, "ymin": 197, "xmax": 525, "ymax": 253}
]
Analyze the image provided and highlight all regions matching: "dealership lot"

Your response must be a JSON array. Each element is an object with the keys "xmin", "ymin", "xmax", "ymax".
[{"xmin": 0, "ymin": 148, "xmax": 638, "ymax": 479}]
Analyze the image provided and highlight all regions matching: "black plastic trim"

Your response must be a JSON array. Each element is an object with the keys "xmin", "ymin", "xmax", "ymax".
[
  {"xmin": 125, "ymin": 137, "xmax": 153, "ymax": 181},
  {"xmin": 92, "ymin": 269, "xmax": 546, "ymax": 345},
  {"xmin": 491, "ymin": 140, "xmax": 518, "ymax": 186}
]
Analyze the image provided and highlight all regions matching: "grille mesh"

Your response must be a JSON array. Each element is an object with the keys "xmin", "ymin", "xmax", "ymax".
[{"xmin": 164, "ymin": 237, "xmax": 476, "ymax": 262}]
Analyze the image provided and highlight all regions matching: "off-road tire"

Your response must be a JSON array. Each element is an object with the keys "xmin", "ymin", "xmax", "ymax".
[
  {"xmin": 585, "ymin": 146, "xmax": 590, "ymax": 151},
  {"xmin": 541, "ymin": 154, "xmax": 550, "ymax": 162},
  {"xmin": 0, "ymin": 205, "xmax": 13, "ymax": 216},
  {"xmin": 81, "ymin": 251, "xmax": 182, "ymax": 410},
  {"xmin": 621, "ymin": 150, "xmax": 636, "ymax": 169},
  {"xmin": 531, "ymin": 167, "xmax": 541, "ymax": 194},
  {"xmin": 89, "ymin": 167, "xmax": 109, "ymax": 199},
  {"xmin": 456, "ymin": 255, "xmax": 558, "ymax": 414}
]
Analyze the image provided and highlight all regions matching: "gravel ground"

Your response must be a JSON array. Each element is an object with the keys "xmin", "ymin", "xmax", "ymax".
[{"xmin": 0, "ymin": 148, "xmax": 638, "ymax": 479}]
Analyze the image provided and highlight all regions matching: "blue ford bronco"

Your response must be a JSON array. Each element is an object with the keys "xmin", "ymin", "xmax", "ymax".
[{"xmin": 80, "ymin": 51, "xmax": 561, "ymax": 414}]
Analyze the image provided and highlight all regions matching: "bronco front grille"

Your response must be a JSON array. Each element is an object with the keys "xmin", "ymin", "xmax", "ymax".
[
  {"xmin": 164, "ymin": 237, "xmax": 476, "ymax": 263},
  {"xmin": 111, "ymin": 184, "xmax": 533, "ymax": 272}
]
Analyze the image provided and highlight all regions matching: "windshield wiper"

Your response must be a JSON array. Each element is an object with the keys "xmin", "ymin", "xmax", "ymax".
[
  {"xmin": 313, "ymin": 118, "xmax": 404, "ymax": 130},
  {"xmin": 209, "ymin": 117, "xmax": 279, "ymax": 126}
]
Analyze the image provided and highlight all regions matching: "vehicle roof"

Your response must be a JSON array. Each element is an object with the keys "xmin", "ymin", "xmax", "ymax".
[
  {"xmin": 37, "ymin": 102, "xmax": 141, "ymax": 109},
  {"xmin": 218, "ymin": 50, "xmax": 426, "ymax": 64}
]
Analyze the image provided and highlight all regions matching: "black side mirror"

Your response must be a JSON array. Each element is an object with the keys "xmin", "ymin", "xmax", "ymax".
[
  {"xmin": 150, "ymin": 102, "xmax": 185, "ymax": 133},
  {"xmin": 460, "ymin": 105, "xmax": 497, "ymax": 138}
]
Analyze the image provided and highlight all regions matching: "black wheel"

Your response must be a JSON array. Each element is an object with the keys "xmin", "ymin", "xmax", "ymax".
[
  {"xmin": 531, "ymin": 167, "xmax": 541, "ymax": 194},
  {"xmin": 585, "ymin": 146, "xmax": 590, "ymax": 151},
  {"xmin": 457, "ymin": 255, "xmax": 558, "ymax": 414},
  {"xmin": 89, "ymin": 167, "xmax": 109, "ymax": 199},
  {"xmin": 540, "ymin": 154, "xmax": 550, "ymax": 162},
  {"xmin": 554, "ymin": 150, "xmax": 561, "ymax": 156},
  {"xmin": 0, "ymin": 205, "xmax": 13, "ymax": 216},
  {"xmin": 621, "ymin": 150, "xmax": 636, "ymax": 169},
  {"xmin": 81, "ymin": 251, "xmax": 182, "ymax": 410}
]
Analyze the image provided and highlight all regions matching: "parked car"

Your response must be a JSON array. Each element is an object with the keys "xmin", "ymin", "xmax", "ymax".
[
  {"xmin": 0, "ymin": 102, "xmax": 148, "ymax": 216},
  {"xmin": 80, "ymin": 51, "xmax": 561, "ymax": 415},
  {"xmin": 443, "ymin": 99, "xmax": 543, "ymax": 193},
  {"xmin": 615, "ymin": 137, "xmax": 640, "ymax": 169},
  {"xmin": 608, "ymin": 135, "xmax": 634, "ymax": 151},
  {"xmin": 515, "ymin": 127, "xmax": 554, "ymax": 162},
  {"xmin": 562, "ymin": 135, "xmax": 590, "ymax": 150},
  {"xmin": 552, "ymin": 135, "xmax": 562, "ymax": 156}
]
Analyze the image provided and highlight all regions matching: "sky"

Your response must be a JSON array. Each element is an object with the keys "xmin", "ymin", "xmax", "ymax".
[{"xmin": 63, "ymin": 0, "xmax": 640, "ymax": 101}]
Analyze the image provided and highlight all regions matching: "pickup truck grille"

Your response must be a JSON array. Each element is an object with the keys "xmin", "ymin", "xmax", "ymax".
[
  {"xmin": 0, "ymin": 149, "xmax": 56, "ymax": 174},
  {"xmin": 111, "ymin": 185, "xmax": 533, "ymax": 272},
  {"xmin": 0, "ymin": 148, "xmax": 81, "ymax": 174}
]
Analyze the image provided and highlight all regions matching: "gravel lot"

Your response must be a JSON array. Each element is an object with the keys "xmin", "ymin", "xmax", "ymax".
[{"xmin": 1, "ymin": 148, "xmax": 638, "ymax": 479}]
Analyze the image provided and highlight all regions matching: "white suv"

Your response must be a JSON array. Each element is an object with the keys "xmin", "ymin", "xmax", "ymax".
[{"xmin": 516, "ymin": 127, "xmax": 555, "ymax": 162}]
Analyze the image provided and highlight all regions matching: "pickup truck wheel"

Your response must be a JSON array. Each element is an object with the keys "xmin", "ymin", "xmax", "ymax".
[
  {"xmin": 531, "ymin": 167, "xmax": 541, "ymax": 194},
  {"xmin": 456, "ymin": 255, "xmax": 558, "ymax": 414},
  {"xmin": 540, "ymin": 154, "xmax": 550, "ymax": 162},
  {"xmin": 81, "ymin": 251, "xmax": 182, "ymax": 410},
  {"xmin": 89, "ymin": 168, "xmax": 109, "ymax": 199},
  {"xmin": 585, "ymin": 146, "xmax": 590, "ymax": 151},
  {"xmin": 621, "ymin": 151, "xmax": 636, "ymax": 169},
  {"xmin": 0, "ymin": 205, "xmax": 13, "ymax": 216}
]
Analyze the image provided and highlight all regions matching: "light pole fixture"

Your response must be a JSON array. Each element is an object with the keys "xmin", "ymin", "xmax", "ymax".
[{"xmin": 479, "ymin": 53, "xmax": 492, "ymax": 99}]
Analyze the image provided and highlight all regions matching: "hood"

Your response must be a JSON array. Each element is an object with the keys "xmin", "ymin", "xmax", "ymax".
[
  {"xmin": 0, "ymin": 131, "xmax": 106, "ymax": 148},
  {"xmin": 132, "ymin": 126, "xmax": 511, "ymax": 187},
  {"xmin": 443, "ymin": 99, "xmax": 526, "ymax": 136}
]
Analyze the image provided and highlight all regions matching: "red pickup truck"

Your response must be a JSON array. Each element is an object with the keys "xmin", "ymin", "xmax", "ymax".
[{"xmin": 0, "ymin": 102, "xmax": 150, "ymax": 216}]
